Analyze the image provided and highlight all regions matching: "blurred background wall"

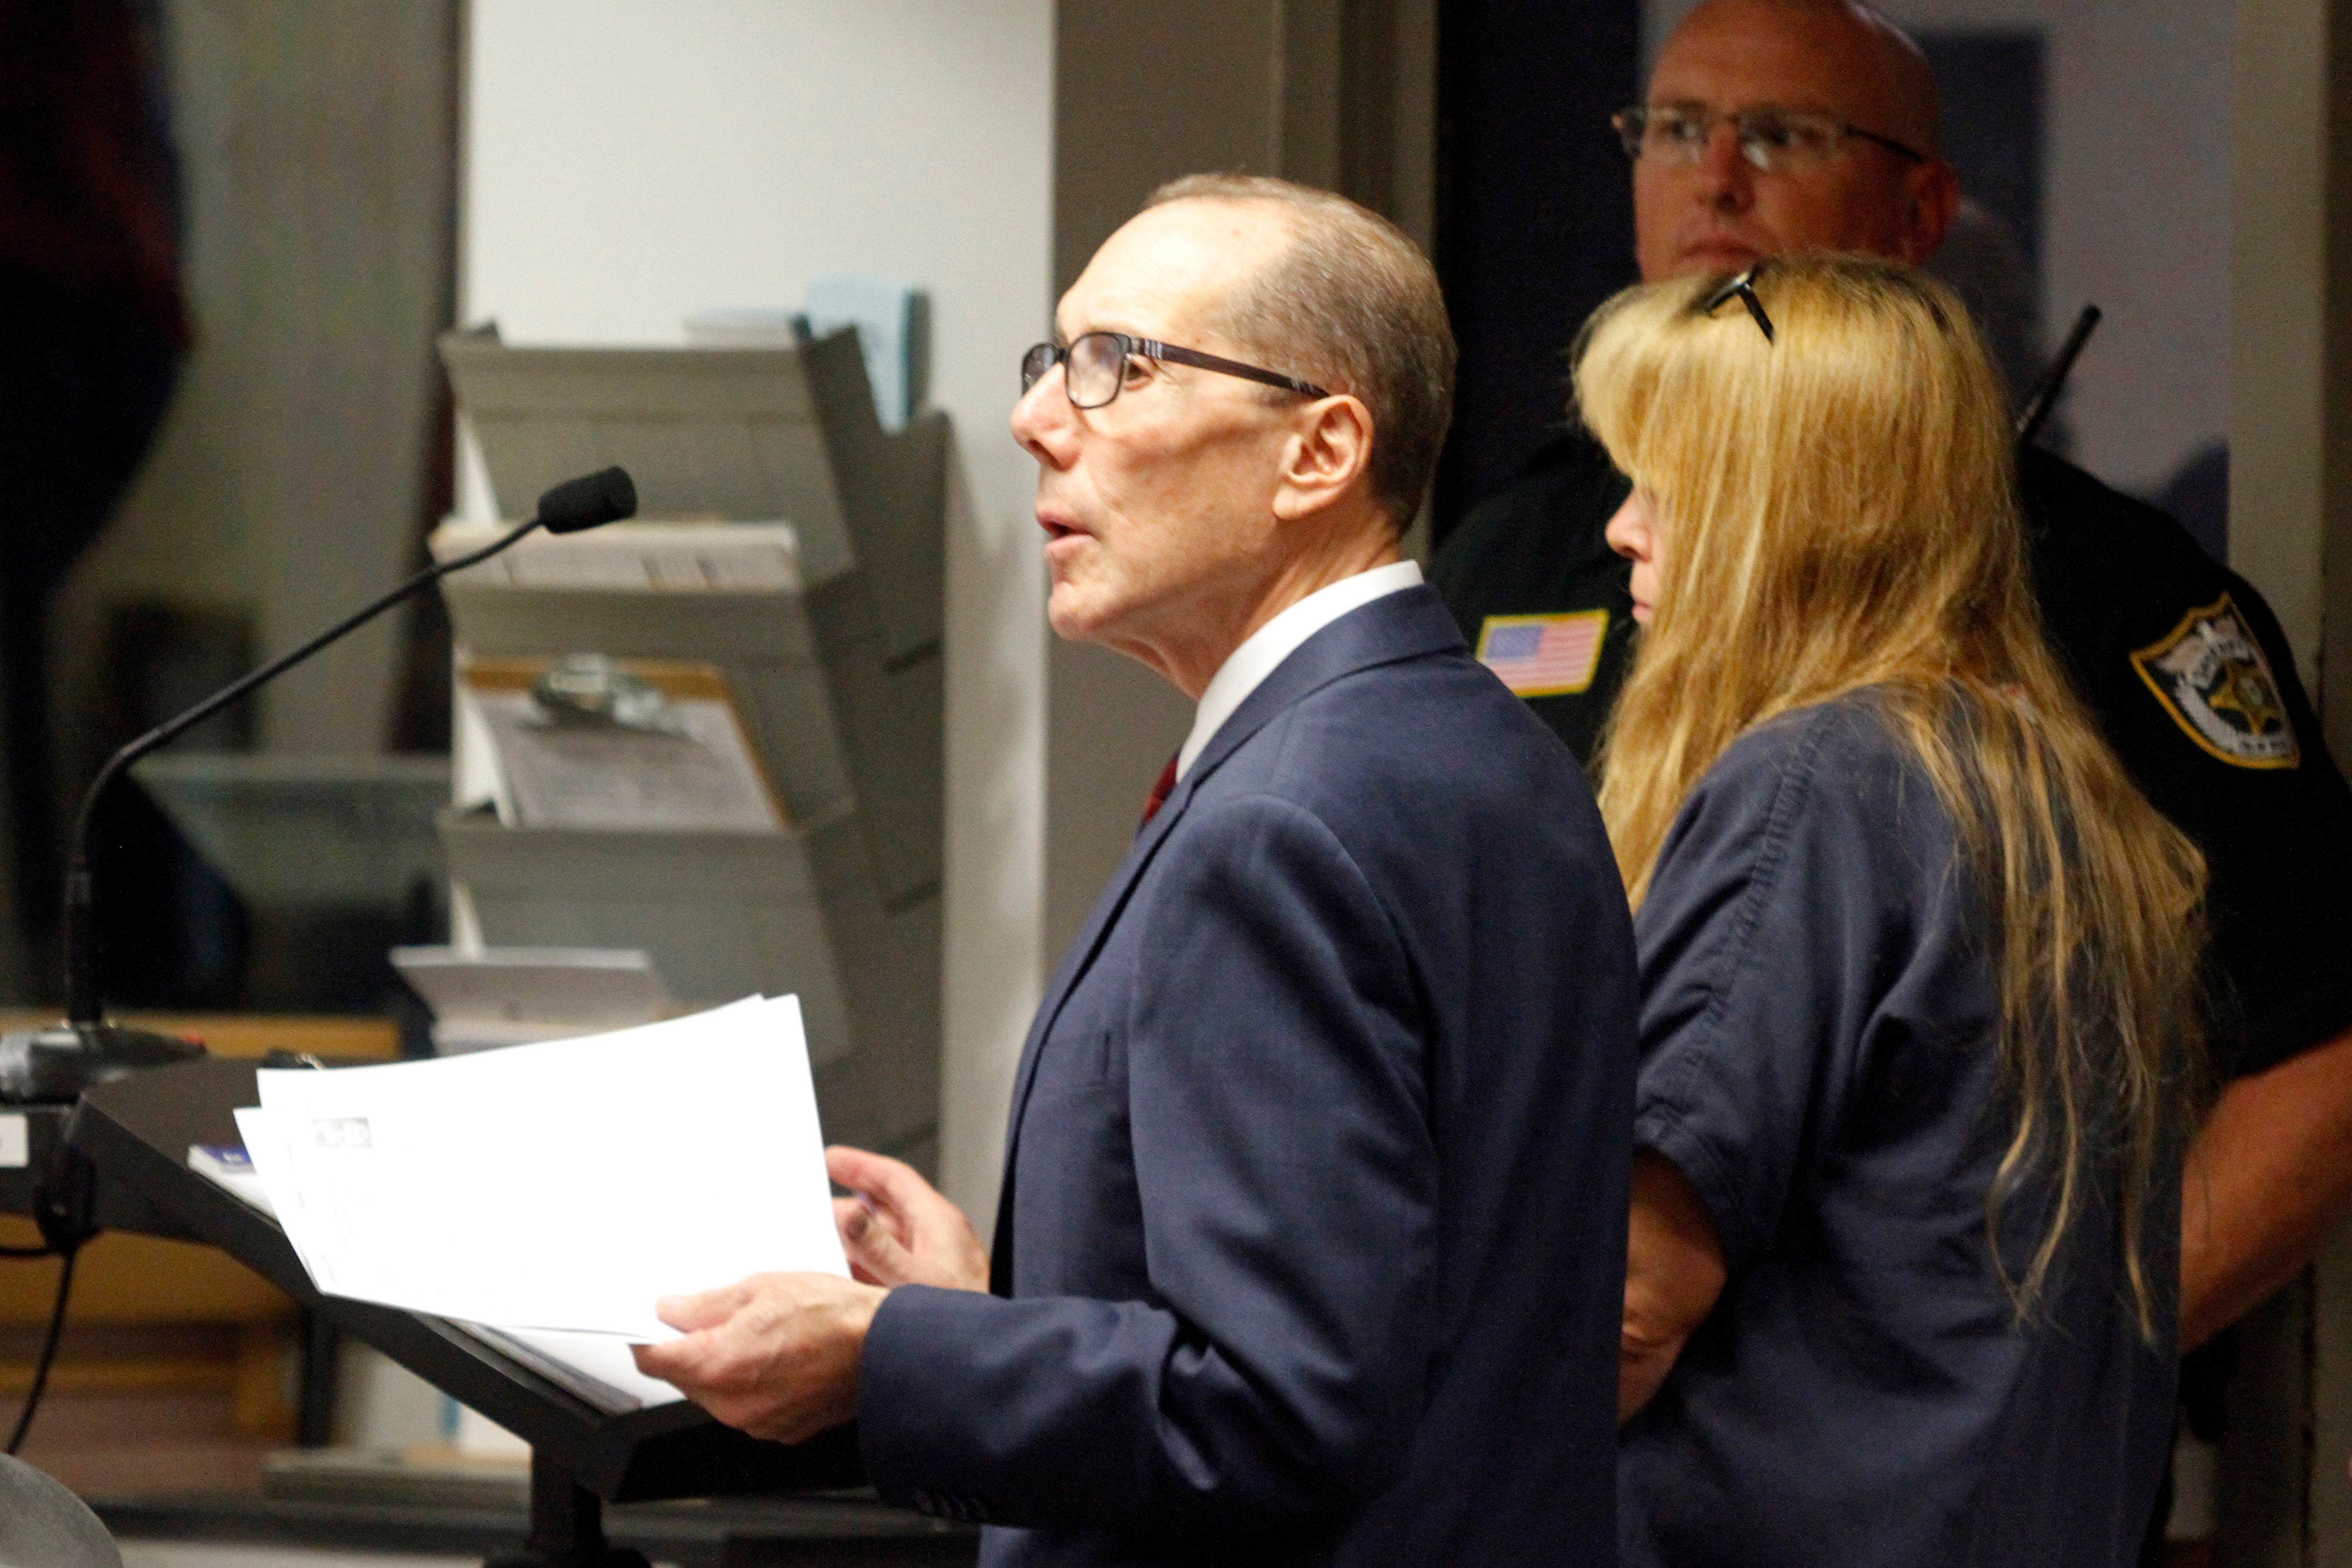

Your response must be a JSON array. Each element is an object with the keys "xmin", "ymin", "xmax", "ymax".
[
  {"xmin": 60, "ymin": 0, "xmax": 461, "ymax": 766},
  {"xmin": 8, "ymin": 2, "xmax": 458, "ymax": 1012}
]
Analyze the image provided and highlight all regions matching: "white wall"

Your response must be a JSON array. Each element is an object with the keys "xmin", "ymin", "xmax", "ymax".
[
  {"xmin": 1643, "ymin": 0, "xmax": 2232, "ymax": 508},
  {"xmin": 462, "ymin": 0, "xmax": 1054, "ymax": 1221}
]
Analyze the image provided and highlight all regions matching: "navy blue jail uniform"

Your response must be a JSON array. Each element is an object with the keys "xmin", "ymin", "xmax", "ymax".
[{"xmin": 1617, "ymin": 695, "xmax": 2179, "ymax": 1568}]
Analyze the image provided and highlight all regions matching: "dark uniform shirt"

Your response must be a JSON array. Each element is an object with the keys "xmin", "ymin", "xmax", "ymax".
[
  {"xmin": 1433, "ymin": 429, "xmax": 2352, "ymax": 1077},
  {"xmin": 1619, "ymin": 696, "xmax": 2179, "ymax": 1568}
]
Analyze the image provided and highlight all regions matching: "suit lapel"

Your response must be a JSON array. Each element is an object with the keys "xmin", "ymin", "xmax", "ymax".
[
  {"xmin": 988, "ymin": 784, "xmax": 1188, "ymax": 1286},
  {"xmin": 988, "ymin": 586, "xmax": 1466, "ymax": 1283},
  {"xmin": 1179, "ymin": 583, "xmax": 1463, "ymax": 792},
  {"xmin": 1001, "ymin": 795, "xmax": 1184, "ymax": 1152}
]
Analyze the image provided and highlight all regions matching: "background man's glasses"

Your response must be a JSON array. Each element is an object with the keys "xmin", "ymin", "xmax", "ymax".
[
  {"xmin": 1612, "ymin": 103, "xmax": 1927, "ymax": 173},
  {"xmin": 1022, "ymin": 332, "xmax": 1329, "ymax": 411}
]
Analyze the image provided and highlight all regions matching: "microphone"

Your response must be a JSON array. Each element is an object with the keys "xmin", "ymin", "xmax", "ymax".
[{"xmin": 0, "ymin": 466, "xmax": 637, "ymax": 1105}]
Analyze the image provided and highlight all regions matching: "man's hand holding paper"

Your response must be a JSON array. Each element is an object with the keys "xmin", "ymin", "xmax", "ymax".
[
  {"xmin": 634, "ymin": 1270, "xmax": 883, "ymax": 1443},
  {"xmin": 633, "ymin": 1145, "xmax": 989, "ymax": 1444}
]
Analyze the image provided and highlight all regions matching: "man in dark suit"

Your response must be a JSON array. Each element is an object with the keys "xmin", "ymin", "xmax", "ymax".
[{"xmin": 639, "ymin": 174, "xmax": 1638, "ymax": 1565}]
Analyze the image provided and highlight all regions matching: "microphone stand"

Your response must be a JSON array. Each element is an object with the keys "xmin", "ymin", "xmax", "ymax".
[{"xmin": 0, "ymin": 466, "xmax": 637, "ymax": 1104}]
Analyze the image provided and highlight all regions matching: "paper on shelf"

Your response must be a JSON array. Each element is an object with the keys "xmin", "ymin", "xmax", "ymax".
[
  {"xmin": 456, "ymin": 658, "xmax": 784, "ymax": 834},
  {"xmin": 804, "ymin": 275, "xmax": 921, "ymax": 432},
  {"xmin": 237, "ymin": 995, "xmax": 844, "ymax": 1340},
  {"xmin": 391, "ymin": 945, "xmax": 671, "ymax": 1055}
]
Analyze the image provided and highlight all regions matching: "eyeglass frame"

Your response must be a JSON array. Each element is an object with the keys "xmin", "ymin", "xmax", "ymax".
[
  {"xmin": 1021, "ymin": 332, "xmax": 1330, "ymax": 411},
  {"xmin": 1610, "ymin": 102, "xmax": 1928, "ymax": 172},
  {"xmin": 1701, "ymin": 263, "xmax": 1776, "ymax": 343}
]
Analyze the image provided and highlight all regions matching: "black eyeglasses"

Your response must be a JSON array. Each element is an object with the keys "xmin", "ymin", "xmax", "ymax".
[
  {"xmin": 1021, "ymin": 332, "xmax": 1330, "ymax": 410},
  {"xmin": 1612, "ymin": 103, "xmax": 1927, "ymax": 173},
  {"xmin": 1701, "ymin": 264, "xmax": 1776, "ymax": 343}
]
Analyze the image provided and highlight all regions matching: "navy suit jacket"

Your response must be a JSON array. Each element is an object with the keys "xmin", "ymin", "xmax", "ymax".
[{"xmin": 858, "ymin": 586, "xmax": 1637, "ymax": 1565}]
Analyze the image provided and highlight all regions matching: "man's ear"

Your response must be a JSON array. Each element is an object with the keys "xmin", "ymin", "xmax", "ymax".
[
  {"xmin": 1273, "ymin": 394, "xmax": 1375, "ymax": 522},
  {"xmin": 1895, "ymin": 159, "xmax": 1962, "ymax": 267}
]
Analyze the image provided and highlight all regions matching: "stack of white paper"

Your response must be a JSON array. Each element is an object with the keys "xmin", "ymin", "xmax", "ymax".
[
  {"xmin": 459, "ymin": 1324, "xmax": 687, "ymax": 1413},
  {"xmin": 237, "ymin": 995, "xmax": 844, "ymax": 1345}
]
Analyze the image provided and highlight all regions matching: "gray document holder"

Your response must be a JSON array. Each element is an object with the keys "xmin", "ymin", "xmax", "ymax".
[{"xmin": 435, "ymin": 326, "xmax": 946, "ymax": 1163}]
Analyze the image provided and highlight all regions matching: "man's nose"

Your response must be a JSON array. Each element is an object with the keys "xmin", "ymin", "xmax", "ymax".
[
  {"xmin": 1011, "ymin": 369, "xmax": 1076, "ymax": 465},
  {"xmin": 1692, "ymin": 123, "xmax": 1754, "ymax": 211}
]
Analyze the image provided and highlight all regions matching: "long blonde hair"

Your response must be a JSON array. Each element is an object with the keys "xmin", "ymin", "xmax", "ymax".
[{"xmin": 1579, "ymin": 258, "xmax": 2206, "ymax": 1332}]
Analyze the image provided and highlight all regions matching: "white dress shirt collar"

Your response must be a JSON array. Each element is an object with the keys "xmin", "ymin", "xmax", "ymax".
[{"xmin": 1174, "ymin": 560, "xmax": 1424, "ymax": 781}]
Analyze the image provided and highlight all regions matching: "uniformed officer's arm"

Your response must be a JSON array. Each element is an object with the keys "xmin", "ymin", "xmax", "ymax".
[
  {"xmin": 2182, "ymin": 1025, "xmax": 2352, "ymax": 1349},
  {"xmin": 2074, "ymin": 561, "xmax": 2352, "ymax": 1348},
  {"xmin": 1622, "ymin": 1150, "xmax": 1727, "ymax": 1422}
]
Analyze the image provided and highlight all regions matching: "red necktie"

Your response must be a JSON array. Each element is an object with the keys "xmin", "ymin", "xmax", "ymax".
[{"xmin": 1140, "ymin": 754, "xmax": 1179, "ymax": 828}]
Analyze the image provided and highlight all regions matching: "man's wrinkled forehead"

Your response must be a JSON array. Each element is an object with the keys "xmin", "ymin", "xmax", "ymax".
[
  {"xmin": 1054, "ymin": 200, "xmax": 1286, "ymax": 346},
  {"xmin": 1647, "ymin": 0, "xmax": 1930, "ymax": 148}
]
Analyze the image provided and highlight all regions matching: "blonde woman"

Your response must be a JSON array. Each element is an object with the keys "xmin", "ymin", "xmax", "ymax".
[{"xmin": 1585, "ymin": 258, "xmax": 2207, "ymax": 1567}]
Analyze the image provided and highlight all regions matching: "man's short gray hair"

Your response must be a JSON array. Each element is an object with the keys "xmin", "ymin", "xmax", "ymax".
[{"xmin": 1145, "ymin": 173, "xmax": 1456, "ymax": 528}]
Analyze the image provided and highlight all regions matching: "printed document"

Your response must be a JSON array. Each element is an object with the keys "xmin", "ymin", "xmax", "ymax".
[{"xmin": 235, "ymin": 995, "xmax": 843, "ymax": 1341}]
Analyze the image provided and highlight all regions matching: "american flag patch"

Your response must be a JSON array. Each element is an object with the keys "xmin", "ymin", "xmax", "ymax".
[{"xmin": 1476, "ymin": 611, "xmax": 1608, "ymax": 696}]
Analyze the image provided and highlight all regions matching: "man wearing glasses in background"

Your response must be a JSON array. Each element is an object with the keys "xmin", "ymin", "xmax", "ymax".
[
  {"xmin": 1435, "ymin": 0, "xmax": 2352, "ymax": 1548},
  {"xmin": 640, "ymin": 175, "xmax": 1639, "ymax": 1566}
]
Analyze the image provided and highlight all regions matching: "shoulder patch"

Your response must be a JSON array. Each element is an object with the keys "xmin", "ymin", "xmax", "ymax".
[
  {"xmin": 1476, "ymin": 611, "xmax": 1608, "ymax": 697},
  {"xmin": 2129, "ymin": 593, "xmax": 2300, "ymax": 769}
]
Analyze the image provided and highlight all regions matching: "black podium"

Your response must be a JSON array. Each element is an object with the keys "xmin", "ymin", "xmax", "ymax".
[{"xmin": 5, "ymin": 1054, "xmax": 967, "ymax": 1566}]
